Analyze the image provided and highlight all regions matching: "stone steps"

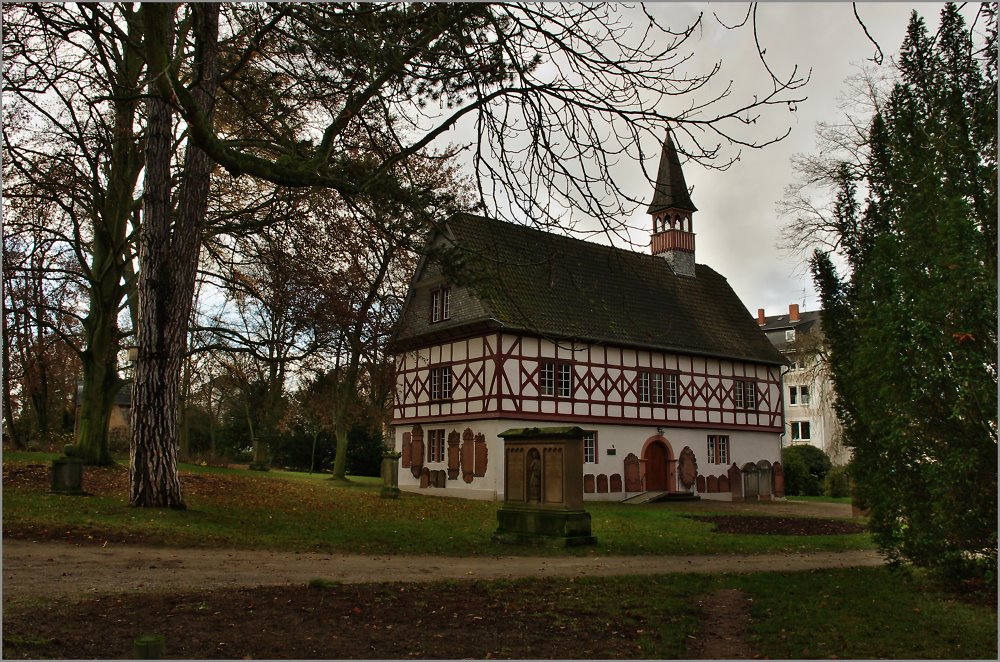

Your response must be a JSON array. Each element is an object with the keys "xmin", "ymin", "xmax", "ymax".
[{"xmin": 621, "ymin": 491, "xmax": 701, "ymax": 504}]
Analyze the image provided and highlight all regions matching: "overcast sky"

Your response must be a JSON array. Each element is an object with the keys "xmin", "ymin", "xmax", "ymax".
[{"xmin": 621, "ymin": 2, "xmax": 959, "ymax": 318}]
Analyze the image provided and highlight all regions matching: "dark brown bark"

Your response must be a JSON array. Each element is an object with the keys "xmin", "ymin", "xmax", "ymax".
[
  {"xmin": 75, "ymin": 5, "xmax": 144, "ymax": 465},
  {"xmin": 130, "ymin": 3, "xmax": 220, "ymax": 508},
  {"xmin": 1, "ymin": 301, "xmax": 24, "ymax": 449}
]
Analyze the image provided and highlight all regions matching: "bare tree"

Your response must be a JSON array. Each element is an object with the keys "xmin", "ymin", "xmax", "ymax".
[
  {"xmin": 127, "ymin": 2, "xmax": 807, "ymax": 505},
  {"xmin": 2, "ymin": 208, "xmax": 83, "ymax": 447},
  {"xmin": 3, "ymin": 4, "xmax": 145, "ymax": 464}
]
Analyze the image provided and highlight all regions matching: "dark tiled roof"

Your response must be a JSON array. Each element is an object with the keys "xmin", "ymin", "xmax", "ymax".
[
  {"xmin": 394, "ymin": 214, "xmax": 785, "ymax": 365},
  {"xmin": 760, "ymin": 310, "xmax": 823, "ymax": 352},
  {"xmin": 760, "ymin": 310, "xmax": 822, "ymax": 332},
  {"xmin": 646, "ymin": 131, "xmax": 697, "ymax": 214}
]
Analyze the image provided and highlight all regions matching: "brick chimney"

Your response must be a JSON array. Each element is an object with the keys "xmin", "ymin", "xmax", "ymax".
[
  {"xmin": 789, "ymin": 304, "xmax": 800, "ymax": 322},
  {"xmin": 757, "ymin": 308, "xmax": 766, "ymax": 325}
]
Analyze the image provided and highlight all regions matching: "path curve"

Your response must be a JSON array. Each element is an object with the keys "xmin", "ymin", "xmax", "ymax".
[{"xmin": 2, "ymin": 539, "xmax": 883, "ymax": 606}]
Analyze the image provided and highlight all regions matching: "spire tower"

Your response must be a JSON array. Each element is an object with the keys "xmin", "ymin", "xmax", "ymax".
[{"xmin": 648, "ymin": 130, "xmax": 697, "ymax": 277}]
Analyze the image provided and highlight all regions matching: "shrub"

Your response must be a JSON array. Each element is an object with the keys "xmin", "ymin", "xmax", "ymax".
[
  {"xmin": 824, "ymin": 464, "xmax": 851, "ymax": 498},
  {"xmin": 781, "ymin": 444, "xmax": 832, "ymax": 496}
]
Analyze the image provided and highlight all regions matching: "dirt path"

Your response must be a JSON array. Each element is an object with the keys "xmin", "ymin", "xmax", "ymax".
[
  {"xmin": 685, "ymin": 588, "xmax": 758, "ymax": 659},
  {"xmin": 2, "ymin": 539, "xmax": 883, "ymax": 607}
]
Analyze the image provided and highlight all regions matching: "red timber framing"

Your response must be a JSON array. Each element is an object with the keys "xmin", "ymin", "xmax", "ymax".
[{"xmin": 393, "ymin": 332, "xmax": 782, "ymax": 432}]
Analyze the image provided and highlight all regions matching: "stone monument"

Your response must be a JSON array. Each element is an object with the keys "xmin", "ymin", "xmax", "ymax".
[
  {"xmin": 380, "ymin": 450, "xmax": 401, "ymax": 498},
  {"xmin": 493, "ymin": 426, "xmax": 596, "ymax": 546},
  {"xmin": 51, "ymin": 444, "xmax": 85, "ymax": 495}
]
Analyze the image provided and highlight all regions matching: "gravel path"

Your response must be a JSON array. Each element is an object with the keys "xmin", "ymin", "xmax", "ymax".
[{"xmin": 2, "ymin": 539, "xmax": 883, "ymax": 606}]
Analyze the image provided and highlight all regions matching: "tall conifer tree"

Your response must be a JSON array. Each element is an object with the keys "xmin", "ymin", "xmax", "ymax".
[{"xmin": 812, "ymin": 5, "xmax": 997, "ymax": 579}]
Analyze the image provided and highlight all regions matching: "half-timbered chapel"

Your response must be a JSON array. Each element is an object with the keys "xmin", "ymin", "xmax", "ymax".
[{"xmin": 389, "ymin": 132, "xmax": 787, "ymax": 501}]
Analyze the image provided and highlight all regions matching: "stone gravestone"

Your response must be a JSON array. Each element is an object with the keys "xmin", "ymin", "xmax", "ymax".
[
  {"xmin": 380, "ymin": 451, "xmax": 401, "ymax": 498},
  {"xmin": 51, "ymin": 445, "xmax": 85, "ymax": 495},
  {"xmin": 493, "ymin": 426, "xmax": 596, "ymax": 547}
]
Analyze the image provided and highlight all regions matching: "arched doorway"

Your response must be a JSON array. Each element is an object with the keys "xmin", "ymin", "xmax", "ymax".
[{"xmin": 642, "ymin": 438, "xmax": 675, "ymax": 491}]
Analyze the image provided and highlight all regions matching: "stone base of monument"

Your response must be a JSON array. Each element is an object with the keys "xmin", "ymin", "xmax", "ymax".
[
  {"xmin": 493, "ymin": 426, "xmax": 597, "ymax": 547},
  {"xmin": 493, "ymin": 505, "xmax": 596, "ymax": 547}
]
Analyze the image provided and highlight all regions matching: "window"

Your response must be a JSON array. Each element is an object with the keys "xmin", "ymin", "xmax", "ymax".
[
  {"xmin": 789, "ymin": 385, "xmax": 811, "ymax": 406},
  {"xmin": 651, "ymin": 373, "xmax": 664, "ymax": 404},
  {"xmin": 785, "ymin": 329, "xmax": 795, "ymax": 342},
  {"xmin": 430, "ymin": 287, "xmax": 451, "ymax": 323},
  {"xmin": 707, "ymin": 435, "xmax": 730, "ymax": 464},
  {"xmin": 429, "ymin": 366, "xmax": 452, "ymax": 400},
  {"xmin": 558, "ymin": 363, "xmax": 573, "ymax": 398},
  {"xmin": 640, "ymin": 371, "xmax": 674, "ymax": 404},
  {"xmin": 638, "ymin": 372, "xmax": 651, "ymax": 403},
  {"xmin": 427, "ymin": 429, "xmax": 446, "ymax": 462},
  {"xmin": 440, "ymin": 366, "xmax": 452, "ymax": 399},
  {"xmin": 665, "ymin": 373, "xmax": 678, "ymax": 405},
  {"xmin": 583, "ymin": 431, "xmax": 597, "ymax": 464},
  {"xmin": 791, "ymin": 421, "xmax": 811, "ymax": 440},
  {"xmin": 540, "ymin": 362, "xmax": 572, "ymax": 398},
  {"xmin": 540, "ymin": 362, "xmax": 555, "ymax": 396},
  {"xmin": 734, "ymin": 380, "xmax": 756, "ymax": 409}
]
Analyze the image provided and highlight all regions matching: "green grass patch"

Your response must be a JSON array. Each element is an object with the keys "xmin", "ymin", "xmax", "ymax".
[
  {"xmin": 3, "ymin": 453, "xmax": 872, "ymax": 556},
  {"xmin": 736, "ymin": 566, "xmax": 997, "ymax": 659},
  {"xmin": 3, "ymin": 450, "xmax": 62, "ymax": 463},
  {"xmin": 786, "ymin": 495, "xmax": 853, "ymax": 504},
  {"xmin": 479, "ymin": 568, "xmax": 996, "ymax": 658}
]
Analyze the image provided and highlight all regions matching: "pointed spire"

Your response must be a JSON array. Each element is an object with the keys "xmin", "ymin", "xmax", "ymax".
[{"xmin": 646, "ymin": 130, "xmax": 697, "ymax": 214}]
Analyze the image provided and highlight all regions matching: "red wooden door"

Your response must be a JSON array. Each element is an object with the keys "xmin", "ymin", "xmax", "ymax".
[{"xmin": 644, "ymin": 442, "xmax": 668, "ymax": 491}]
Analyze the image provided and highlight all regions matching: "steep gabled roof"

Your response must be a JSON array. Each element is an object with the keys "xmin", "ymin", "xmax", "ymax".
[
  {"xmin": 392, "ymin": 214, "xmax": 784, "ymax": 365},
  {"xmin": 761, "ymin": 310, "xmax": 823, "ymax": 352},
  {"xmin": 646, "ymin": 131, "xmax": 697, "ymax": 214},
  {"xmin": 761, "ymin": 310, "xmax": 822, "ymax": 333}
]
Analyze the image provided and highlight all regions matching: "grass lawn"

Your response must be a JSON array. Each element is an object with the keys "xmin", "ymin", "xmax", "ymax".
[
  {"xmin": 787, "ymin": 494, "xmax": 853, "ymax": 504},
  {"xmin": 2, "ymin": 567, "xmax": 994, "ymax": 659},
  {"xmin": 2, "ymin": 452, "xmax": 994, "ymax": 659},
  {"xmin": 737, "ymin": 567, "xmax": 997, "ymax": 659},
  {"xmin": 2, "ymin": 452, "xmax": 872, "ymax": 556}
]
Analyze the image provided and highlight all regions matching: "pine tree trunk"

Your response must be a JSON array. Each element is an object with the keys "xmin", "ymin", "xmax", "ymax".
[
  {"xmin": 130, "ymin": 75, "xmax": 185, "ymax": 506},
  {"xmin": 130, "ymin": 3, "xmax": 219, "ymax": 508}
]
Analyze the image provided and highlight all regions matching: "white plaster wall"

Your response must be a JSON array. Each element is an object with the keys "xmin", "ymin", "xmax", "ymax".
[{"xmin": 393, "ymin": 418, "xmax": 781, "ymax": 502}]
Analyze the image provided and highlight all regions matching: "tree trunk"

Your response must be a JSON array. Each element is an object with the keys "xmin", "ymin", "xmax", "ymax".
[
  {"xmin": 179, "ymin": 354, "xmax": 192, "ymax": 461},
  {"xmin": 75, "ymin": 6, "xmax": 144, "ymax": 465},
  {"xmin": 331, "ymin": 416, "xmax": 349, "ymax": 481},
  {"xmin": 130, "ymin": 28, "xmax": 185, "ymax": 507},
  {"xmin": 130, "ymin": 3, "xmax": 220, "ymax": 507},
  {"xmin": 310, "ymin": 430, "xmax": 319, "ymax": 474},
  {"xmin": 28, "ymin": 302, "xmax": 51, "ymax": 443},
  {"xmin": 1, "ymin": 311, "xmax": 24, "ymax": 449},
  {"xmin": 208, "ymin": 381, "xmax": 217, "ymax": 458},
  {"xmin": 330, "ymin": 364, "xmax": 359, "ymax": 481},
  {"xmin": 75, "ymin": 354, "xmax": 117, "ymax": 464},
  {"xmin": 246, "ymin": 400, "xmax": 265, "ymax": 469}
]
